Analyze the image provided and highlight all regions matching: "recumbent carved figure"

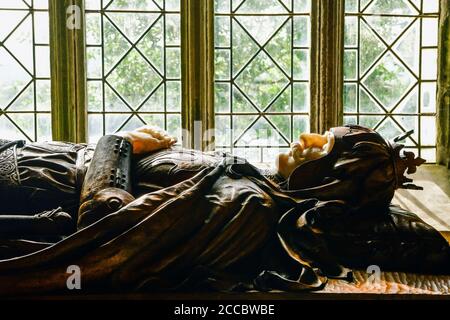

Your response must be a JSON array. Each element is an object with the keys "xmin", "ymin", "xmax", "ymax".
[{"xmin": 0, "ymin": 124, "xmax": 447, "ymax": 295}]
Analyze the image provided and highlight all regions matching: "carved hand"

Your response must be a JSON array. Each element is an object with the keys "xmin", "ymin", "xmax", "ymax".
[{"xmin": 117, "ymin": 125, "xmax": 177, "ymax": 155}]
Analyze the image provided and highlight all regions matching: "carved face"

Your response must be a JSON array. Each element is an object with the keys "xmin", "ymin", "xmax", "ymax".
[{"xmin": 276, "ymin": 131, "xmax": 335, "ymax": 179}]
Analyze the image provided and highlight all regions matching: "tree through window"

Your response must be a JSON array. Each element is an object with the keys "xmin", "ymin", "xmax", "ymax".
[
  {"xmin": 85, "ymin": 0, "xmax": 181, "ymax": 143},
  {"xmin": 0, "ymin": 0, "xmax": 51, "ymax": 142},
  {"xmin": 343, "ymin": 0, "xmax": 439, "ymax": 162},
  {"xmin": 214, "ymin": 0, "xmax": 311, "ymax": 163}
]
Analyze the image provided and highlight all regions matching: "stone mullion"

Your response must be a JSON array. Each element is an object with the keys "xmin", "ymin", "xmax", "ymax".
[{"xmin": 310, "ymin": 0, "xmax": 345, "ymax": 134}]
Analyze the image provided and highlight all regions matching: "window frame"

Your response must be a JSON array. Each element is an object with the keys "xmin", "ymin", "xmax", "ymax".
[{"xmin": 45, "ymin": 0, "xmax": 449, "ymax": 165}]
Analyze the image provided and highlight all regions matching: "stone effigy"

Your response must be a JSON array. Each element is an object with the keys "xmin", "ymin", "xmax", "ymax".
[{"xmin": 0, "ymin": 125, "xmax": 447, "ymax": 295}]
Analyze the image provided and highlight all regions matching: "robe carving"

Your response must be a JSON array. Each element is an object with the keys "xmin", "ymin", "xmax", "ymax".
[{"xmin": 0, "ymin": 130, "xmax": 448, "ymax": 296}]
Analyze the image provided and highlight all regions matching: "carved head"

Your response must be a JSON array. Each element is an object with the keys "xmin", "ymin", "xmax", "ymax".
[{"xmin": 276, "ymin": 125, "xmax": 425, "ymax": 209}]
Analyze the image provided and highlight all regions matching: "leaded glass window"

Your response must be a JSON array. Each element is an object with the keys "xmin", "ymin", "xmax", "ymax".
[
  {"xmin": 214, "ymin": 0, "xmax": 311, "ymax": 163},
  {"xmin": 85, "ymin": 0, "xmax": 181, "ymax": 143},
  {"xmin": 0, "ymin": 0, "xmax": 51, "ymax": 141},
  {"xmin": 343, "ymin": 0, "xmax": 439, "ymax": 162}
]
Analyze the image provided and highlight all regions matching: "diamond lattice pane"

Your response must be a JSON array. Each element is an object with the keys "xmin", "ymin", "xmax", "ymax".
[
  {"xmin": 121, "ymin": 115, "xmax": 146, "ymax": 132},
  {"xmin": 4, "ymin": 16, "xmax": 33, "ymax": 72},
  {"xmin": 233, "ymin": 0, "xmax": 246, "ymax": 11},
  {"xmin": 364, "ymin": 16, "xmax": 413, "ymax": 45},
  {"xmin": 138, "ymin": 18, "xmax": 164, "ymax": 74},
  {"xmin": 86, "ymin": 2, "xmax": 181, "ymax": 142},
  {"xmin": 363, "ymin": 53, "xmax": 414, "ymax": 109},
  {"xmin": 266, "ymin": 22, "xmax": 291, "ymax": 74},
  {"xmin": 394, "ymin": 86, "xmax": 418, "ymax": 114},
  {"xmin": 376, "ymin": 117, "xmax": 403, "ymax": 140},
  {"xmin": 215, "ymin": 0, "xmax": 310, "ymax": 162},
  {"xmin": 236, "ymin": 16, "xmax": 287, "ymax": 46},
  {"xmin": 0, "ymin": 116, "xmax": 27, "ymax": 140},
  {"xmin": 107, "ymin": 12, "xmax": 160, "ymax": 43},
  {"xmin": 0, "ymin": 1, "xmax": 28, "ymax": 9},
  {"xmin": 366, "ymin": 0, "xmax": 415, "ymax": 15},
  {"xmin": 107, "ymin": 49, "xmax": 161, "ymax": 108},
  {"xmin": 8, "ymin": 84, "xmax": 33, "ymax": 112},
  {"xmin": 232, "ymin": 115, "xmax": 258, "ymax": 142},
  {"xmin": 394, "ymin": 21, "xmax": 420, "ymax": 75},
  {"xmin": 235, "ymin": 51, "xmax": 289, "ymax": 109},
  {"xmin": 236, "ymin": 117, "xmax": 286, "ymax": 146},
  {"xmin": 359, "ymin": 87, "xmax": 385, "ymax": 113},
  {"xmin": 267, "ymin": 114, "xmax": 290, "ymax": 141},
  {"xmin": 0, "ymin": 10, "xmax": 27, "ymax": 40},
  {"xmin": 236, "ymin": 0, "xmax": 287, "ymax": 13},
  {"xmin": 104, "ymin": 19, "xmax": 131, "ymax": 73},
  {"xmin": 107, "ymin": 0, "xmax": 159, "ymax": 10},
  {"xmin": 360, "ymin": 20, "xmax": 386, "ymax": 75},
  {"xmin": 0, "ymin": 47, "xmax": 31, "ymax": 107},
  {"xmin": 268, "ymin": 86, "xmax": 291, "ymax": 113},
  {"xmin": 233, "ymin": 87, "xmax": 259, "ymax": 113},
  {"xmin": 232, "ymin": 19, "xmax": 259, "ymax": 76}
]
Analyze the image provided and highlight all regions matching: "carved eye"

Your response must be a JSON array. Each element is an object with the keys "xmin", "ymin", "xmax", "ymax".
[{"xmin": 107, "ymin": 197, "xmax": 123, "ymax": 211}]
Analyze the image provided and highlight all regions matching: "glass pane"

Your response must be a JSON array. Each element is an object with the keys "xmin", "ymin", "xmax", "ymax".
[
  {"xmin": 293, "ymin": 49, "xmax": 309, "ymax": 80},
  {"xmin": 215, "ymin": 83, "xmax": 230, "ymax": 113},
  {"xmin": 87, "ymin": 81, "xmax": 103, "ymax": 112},
  {"xmin": 344, "ymin": 16, "xmax": 357, "ymax": 47},
  {"xmin": 88, "ymin": 114, "xmax": 103, "ymax": 143},
  {"xmin": 215, "ymin": 49, "xmax": 231, "ymax": 80},
  {"xmin": 0, "ymin": 4, "xmax": 50, "ymax": 142},
  {"xmin": 167, "ymin": 114, "xmax": 181, "ymax": 142},
  {"xmin": 343, "ymin": 115, "xmax": 357, "ymax": 125},
  {"xmin": 215, "ymin": 115, "xmax": 231, "ymax": 147},
  {"xmin": 87, "ymin": 47, "xmax": 102, "ymax": 79},
  {"xmin": 166, "ymin": 14, "xmax": 180, "ymax": 45},
  {"xmin": 421, "ymin": 48, "xmax": 437, "ymax": 80},
  {"xmin": 86, "ymin": 13, "xmax": 101, "ymax": 45},
  {"xmin": 166, "ymin": 0, "xmax": 181, "ymax": 11},
  {"xmin": 215, "ymin": 0, "xmax": 230, "ymax": 13},
  {"xmin": 36, "ymin": 80, "xmax": 51, "ymax": 111},
  {"xmin": 86, "ymin": 0, "xmax": 101, "ymax": 10},
  {"xmin": 35, "ymin": 45, "xmax": 50, "ymax": 77},
  {"xmin": 345, "ymin": 0, "xmax": 358, "ymax": 13},
  {"xmin": 166, "ymin": 47, "xmax": 180, "ymax": 78},
  {"xmin": 423, "ymin": 0, "xmax": 439, "ymax": 13},
  {"xmin": 215, "ymin": 16, "xmax": 230, "ymax": 47},
  {"xmin": 422, "ymin": 18, "xmax": 438, "ymax": 47},
  {"xmin": 36, "ymin": 113, "xmax": 51, "ymax": 141},
  {"xmin": 293, "ymin": 0, "xmax": 310, "ymax": 13},
  {"xmin": 420, "ymin": 116, "xmax": 436, "ymax": 146},
  {"xmin": 236, "ymin": 52, "xmax": 289, "ymax": 109},
  {"xmin": 343, "ymin": 83, "xmax": 357, "ymax": 113},
  {"xmin": 365, "ymin": 0, "xmax": 415, "ymax": 15},
  {"xmin": 293, "ymin": 16, "xmax": 309, "ymax": 47},
  {"xmin": 421, "ymin": 82, "xmax": 436, "ymax": 113},
  {"xmin": 293, "ymin": 83, "xmax": 309, "ymax": 113},
  {"xmin": 34, "ymin": 11, "xmax": 49, "ymax": 44},
  {"xmin": 344, "ymin": 49, "xmax": 357, "ymax": 80},
  {"xmin": 166, "ymin": 81, "xmax": 181, "ymax": 112}
]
